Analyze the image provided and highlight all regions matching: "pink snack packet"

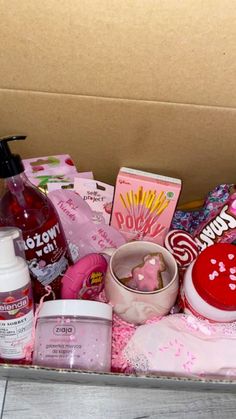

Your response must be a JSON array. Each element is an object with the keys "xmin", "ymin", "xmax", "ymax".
[
  {"xmin": 48, "ymin": 189, "xmax": 126, "ymax": 262},
  {"xmin": 111, "ymin": 167, "xmax": 182, "ymax": 245},
  {"xmin": 74, "ymin": 178, "xmax": 114, "ymax": 224},
  {"xmin": 47, "ymin": 173, "xmax": 94, "ymax": 193},
  {"xmin": 23, "ymin": 154, "xmax": 78, "ymax": 192}
]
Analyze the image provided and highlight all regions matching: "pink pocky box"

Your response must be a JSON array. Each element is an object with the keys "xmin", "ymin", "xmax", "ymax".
[{"xmin": 110, "ymin": 167, "xmax": 182, "ymax": 245}]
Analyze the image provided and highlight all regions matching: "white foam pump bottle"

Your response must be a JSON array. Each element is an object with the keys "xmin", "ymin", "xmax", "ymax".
[{"xmin": 0, "ymin": 228, "xmax": 34, "ymax": 362}]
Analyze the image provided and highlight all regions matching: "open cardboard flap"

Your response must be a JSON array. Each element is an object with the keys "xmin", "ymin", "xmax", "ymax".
[{"xmin": 0, "ymin": 1, "xmax": 236, "ymax": 388}]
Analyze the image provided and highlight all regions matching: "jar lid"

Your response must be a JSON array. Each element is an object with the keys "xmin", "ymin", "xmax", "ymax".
[
  {"xmin": 192, "ymin": 243, "xmax": 236, "ymax": 311},
  {"xmin": 38, "ymin": 300, "xmax": 112, "ymax": 321}
]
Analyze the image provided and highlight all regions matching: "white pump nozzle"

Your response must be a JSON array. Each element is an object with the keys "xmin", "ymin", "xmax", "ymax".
[{"xmin": 0, "ymin": 228, "xmax": 20, "ymax": 268}]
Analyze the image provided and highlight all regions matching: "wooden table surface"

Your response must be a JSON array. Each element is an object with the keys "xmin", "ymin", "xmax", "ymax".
[{"xmin": 0, "ymin": 378, "xmax": 235, "ymax": 419}]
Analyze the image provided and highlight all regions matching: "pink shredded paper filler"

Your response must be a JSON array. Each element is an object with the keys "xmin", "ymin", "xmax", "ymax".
[{"xmin": 97, "ymin": 291, "xmax": 161, "ymax": 372}]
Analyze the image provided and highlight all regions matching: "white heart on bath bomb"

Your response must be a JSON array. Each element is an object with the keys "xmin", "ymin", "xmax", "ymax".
[
  {"xmin": 229, "ymin": 274, "xmax": 236, "ymax": 281},
  {"xmin": 149, "ymin": 259, "xmax": 156, "ymax": 265},
  {"xmin": 229, "ymin": 283, "xmax": 236, "ymax": 290},
  {"xmin": 228, "ymin": 254, "xmax": 235, "ymax": 260},
  {"xmin": 138, "ymin": 274, "xmax": 144, "ymax": 281},
  {"xmin": 210, "ymin": 259, "xmax": 216, "ymax": 265}
]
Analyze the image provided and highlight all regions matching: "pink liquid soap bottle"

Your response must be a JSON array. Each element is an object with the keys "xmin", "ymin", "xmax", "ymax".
[{"xmin": 0, "ymin": 135, "xmax": 73, "ymax": 303}]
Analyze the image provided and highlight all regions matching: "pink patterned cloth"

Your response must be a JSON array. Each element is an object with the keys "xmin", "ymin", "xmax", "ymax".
[{"xmin": 122, "ymin": 314, "xmax": 236, "ymax": 378}]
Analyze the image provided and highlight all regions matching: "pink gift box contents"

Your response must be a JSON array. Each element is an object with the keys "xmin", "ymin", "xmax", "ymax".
[{"xmin": 110, "ymin": 167, "xmax": 182, "ymax": 246}]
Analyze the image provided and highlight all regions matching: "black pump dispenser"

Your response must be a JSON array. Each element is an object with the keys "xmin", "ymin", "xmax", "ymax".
[{"xmin": 0, "ymin": 135, "xmax": 26, "ymax": 178}]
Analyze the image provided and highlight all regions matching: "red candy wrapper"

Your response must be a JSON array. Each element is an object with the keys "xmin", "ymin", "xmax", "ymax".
[{"xmin": 194, "ymin": 193, "xmax": 236, "ymax": 251}]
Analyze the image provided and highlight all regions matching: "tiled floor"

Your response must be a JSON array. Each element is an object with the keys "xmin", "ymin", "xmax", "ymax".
[{"xmin": 1, "ymin": 380, "xmax": 236, "ymax": 419}]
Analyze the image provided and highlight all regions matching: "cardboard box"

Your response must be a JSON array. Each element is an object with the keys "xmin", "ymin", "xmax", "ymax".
[{"xmin": 0, "ymin": 1, "xmax": 236, "ymax": 390}]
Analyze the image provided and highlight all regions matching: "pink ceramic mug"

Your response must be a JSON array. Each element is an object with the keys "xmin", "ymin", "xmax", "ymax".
[{"xmin": 104, "ymin": 241, "xmax": 179, "ymax": 324}]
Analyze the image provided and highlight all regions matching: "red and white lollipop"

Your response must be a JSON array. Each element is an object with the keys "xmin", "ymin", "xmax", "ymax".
[{"xmin": 165, "ymin": 229, "xmax": 199, "ymax": 269}]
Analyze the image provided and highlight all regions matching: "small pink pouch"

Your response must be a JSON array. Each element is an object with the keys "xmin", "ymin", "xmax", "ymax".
[
  {"xmin": 47, "ymin": 173, "xmax": 94, "ymax": 192},
  {"xmin": 122, "ymin": 314, "xmax": 236, "ymax": 378},
  {"xmin": 74, "ymin": 178, "xmax": 114, "ymax": 224},
  {"xmin": 23, "ymin": 154, "xmax": 78, "ymax": 191}
]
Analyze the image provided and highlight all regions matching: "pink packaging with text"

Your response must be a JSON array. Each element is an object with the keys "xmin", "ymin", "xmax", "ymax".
[
  {"xmin": 110, "ymin": 167, "xmax": 182, "ymax": 245},
  {"xmin": 74, "ymin": 178, "xmax": 114, "ymax": 224},
  {"xmin": 23, "ymin": 154, "xmax": 78, "ymax": 192}
]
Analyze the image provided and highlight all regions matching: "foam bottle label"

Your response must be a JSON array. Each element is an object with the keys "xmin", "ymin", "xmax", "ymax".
[{"xmin": 0, "ymin": 285, "xmax": 33, "ymax": 359}]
